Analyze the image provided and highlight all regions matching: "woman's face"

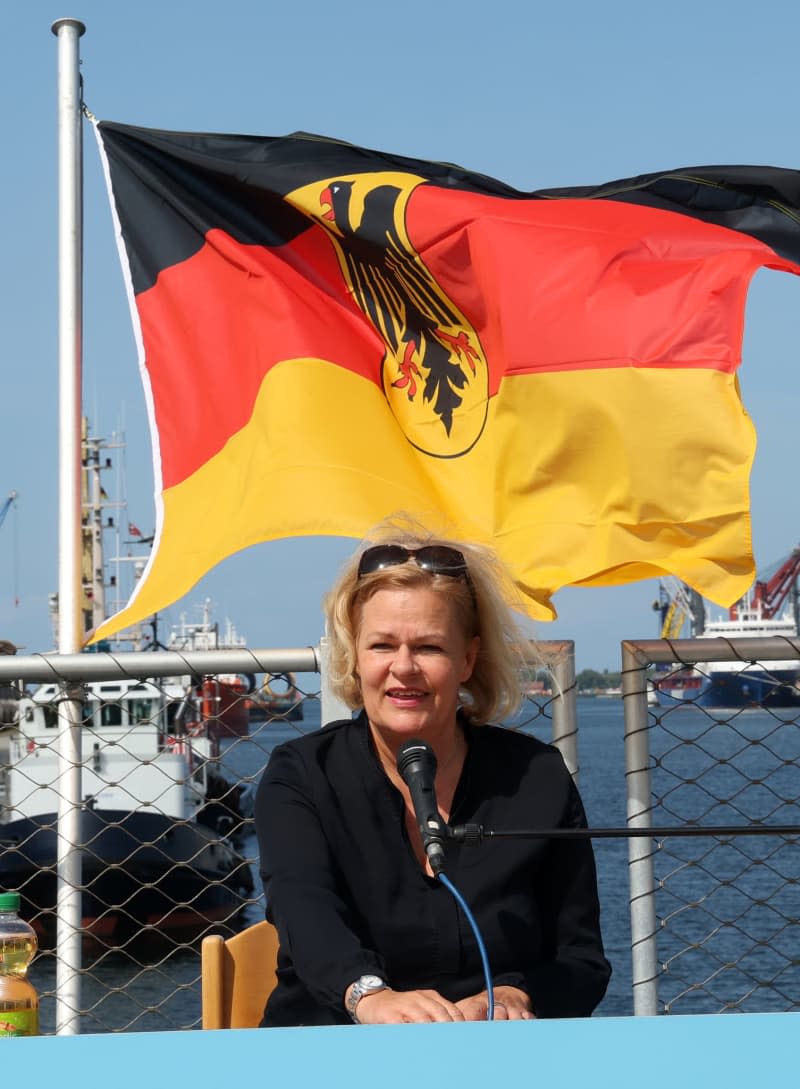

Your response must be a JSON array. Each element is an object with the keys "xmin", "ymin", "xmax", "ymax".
[{"xmin": 355, "ymin": 584, "xmax": 479, "ymax": 749}]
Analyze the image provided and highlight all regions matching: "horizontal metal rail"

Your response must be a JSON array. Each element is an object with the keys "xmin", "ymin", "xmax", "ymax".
[
  {"xmin": 622, "ymin": 635, "xmax": 800, "ymax": 666},
  {"xmin": 0, "ymin": 647, "xmax": 320, "ymax": 683}
]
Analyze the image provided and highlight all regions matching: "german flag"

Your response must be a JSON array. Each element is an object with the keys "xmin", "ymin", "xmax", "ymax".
[{"xmin": 92, "ymin": 121, "xmax": 800, "ymax": 641}]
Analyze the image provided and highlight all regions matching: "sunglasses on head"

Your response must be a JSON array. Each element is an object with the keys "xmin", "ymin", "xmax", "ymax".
[{"xmin": 357, "ymin": 544, "xmax": 474, "ymax": 596}]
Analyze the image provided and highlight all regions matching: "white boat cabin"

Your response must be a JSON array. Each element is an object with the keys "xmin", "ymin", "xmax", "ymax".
[{"xmin": 6, "ymin": 678, "xmax": 211, "ymax": 823}]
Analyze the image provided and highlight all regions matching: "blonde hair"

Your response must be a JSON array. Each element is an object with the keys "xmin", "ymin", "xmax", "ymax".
[{"xmin": 324, "ymin": 515, "xmax": 534, "ymax": 723}]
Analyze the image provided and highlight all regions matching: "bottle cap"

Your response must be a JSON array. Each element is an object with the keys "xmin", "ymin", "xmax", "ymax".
[{"xmin": 0, "ymin": 892, "xmax": 21, "ymax": 911}]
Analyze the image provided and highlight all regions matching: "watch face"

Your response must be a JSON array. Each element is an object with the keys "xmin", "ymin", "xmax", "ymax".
[{"xmin": 348, "ymin": 974, "xmax": 387, "ymax": 1022}]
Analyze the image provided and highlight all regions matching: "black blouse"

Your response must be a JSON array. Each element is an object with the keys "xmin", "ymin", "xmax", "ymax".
[{"xmin": 255, "ymin": 713, "xmax": 611, "ymax": 1026}]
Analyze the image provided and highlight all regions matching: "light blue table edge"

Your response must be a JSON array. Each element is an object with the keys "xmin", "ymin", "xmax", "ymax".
[{"xmin": 4, "ymin": 1011, "xmax": 796, "ymax": 1089}]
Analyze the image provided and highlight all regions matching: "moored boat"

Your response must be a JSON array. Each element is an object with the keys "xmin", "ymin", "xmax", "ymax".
[
  {"xmin": 166, "ymin": 603, "xmax": 253, "ymax": 739},
  {"xmin": 653, "ymin": 547, "xmax": 800, "ymax": 709},
  {"xmin": 0, "ymin": 428, "xmax": 257, "ymax": 947},
  {"xmin": 248, "ymin": 671, "xmax": 304, "ymax": 722},
  {"xmin": 0, "ymin": 676, "xmax": 254, "ymax": 949}
]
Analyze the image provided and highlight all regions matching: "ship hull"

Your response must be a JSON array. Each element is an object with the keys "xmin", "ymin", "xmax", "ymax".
[
  {"xmin": 655, "ymin": 667, "xmax": 800, "ymax": 709},
  {"xmin": 199, "ymin": 676, "xmax": 251, "ymax": 739},
  {"xmin": 0, "ymin": 809, "xmax": 253, "ymax": 950},
  {"xmin": 701, "ymin": 668, "xmax": 800, "ymax": 708},
  {"xmin": 248, "ymin": 698, "xmax": 304, "ymax": 723}
]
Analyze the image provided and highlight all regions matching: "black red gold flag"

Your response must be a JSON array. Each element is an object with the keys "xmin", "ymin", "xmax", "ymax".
[{"xmin": 92, "ymin": 120, "xmax": 800, "ymax": 640}]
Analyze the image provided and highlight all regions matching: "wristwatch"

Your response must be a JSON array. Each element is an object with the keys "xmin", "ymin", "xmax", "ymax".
[{"xmin": 346, "ymin": 974, "xmax": 387, "ymax": 1023}]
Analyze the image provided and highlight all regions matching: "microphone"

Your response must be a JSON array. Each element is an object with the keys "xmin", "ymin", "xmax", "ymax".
[{"xmin": 396, "ymin": 739, "xmax": 447, "ymax": 875}]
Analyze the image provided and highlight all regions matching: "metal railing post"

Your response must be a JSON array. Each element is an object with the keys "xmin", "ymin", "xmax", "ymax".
[
  {"xmin": 549, "ymin": 641, "xmax": 579, "ymax": 781},
  {"xmin": 319, "ymin": 633, "xmax": 352, "ymax": 726},
  {"xmin": 622, "ymin": 641, "xmax": 659, "ymax": 1015}
]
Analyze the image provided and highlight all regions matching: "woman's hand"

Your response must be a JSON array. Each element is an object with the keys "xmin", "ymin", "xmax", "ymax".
[
  {"xmin": 455, "ymin": 985, "xmax": 535, "ymax": 1021},
  {"xmin": 351, "ymin": 987, "xmax": 467, "ymax": 1024}
]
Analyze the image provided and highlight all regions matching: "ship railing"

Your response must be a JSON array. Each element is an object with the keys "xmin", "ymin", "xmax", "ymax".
[
  {"xmin": 3, "ymin": 637, "xmax": 798, "ymax": 1031},
  {"xmin": 622, "ymin": 636, "xmax": 800, "ymax": 1017},
  {"xmin": 0, "ymin": 641, "xmax": 575, "ymax": 1034}
]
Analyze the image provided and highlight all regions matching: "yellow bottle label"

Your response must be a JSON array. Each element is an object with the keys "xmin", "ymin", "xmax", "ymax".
[{"xmin": 0, "ymin": 1008, "xmax": 39, "ymax": 1036}]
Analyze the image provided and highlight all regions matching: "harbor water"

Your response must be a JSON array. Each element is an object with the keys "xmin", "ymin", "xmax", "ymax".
[{"xmin": 24, "ymin": 696, "xmax": 799, "ymax": 1029}]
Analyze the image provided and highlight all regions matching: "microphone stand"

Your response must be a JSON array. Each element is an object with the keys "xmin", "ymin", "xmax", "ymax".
[{"xmin": 448, "ymin": 823, "xmax": 800, "ymax": 842}]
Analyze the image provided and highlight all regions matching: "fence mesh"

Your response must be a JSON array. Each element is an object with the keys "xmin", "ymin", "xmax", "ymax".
[
  {"xmin": 627, "ymin": 645, "xmax": 800, "ymax": 1014},
  {"xmin": 9, "ymin": 638, "xmax": 797, "ymax": 1029},
  {"xmin": 0, "ymin": 660, "xmax": 317, "ymax": 1032},
  {"xmin": 0, "ymin": 650, "xmax": 569, "ymax": 1034}
]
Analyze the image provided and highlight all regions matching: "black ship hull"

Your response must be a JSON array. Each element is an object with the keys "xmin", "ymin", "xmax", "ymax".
[{"xmin": 0, "ymin": 808, "xmax": 253, "ymax": 950}]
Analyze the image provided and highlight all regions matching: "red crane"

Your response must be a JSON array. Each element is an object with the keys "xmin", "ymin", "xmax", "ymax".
[{"xmin": 730, "ymin": 546, "xmax": 800, "ymax": 620}]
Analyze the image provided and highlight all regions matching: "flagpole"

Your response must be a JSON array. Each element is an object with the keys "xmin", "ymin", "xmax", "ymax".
[{"xmin": 51, "ymin": 15, "xmax": 86, "ymax": 1035}]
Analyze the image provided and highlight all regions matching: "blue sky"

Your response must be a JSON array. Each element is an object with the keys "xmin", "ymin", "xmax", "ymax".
[{"xmin": 2, "ymin": 1, "xmax": 799, "ymax": 669}]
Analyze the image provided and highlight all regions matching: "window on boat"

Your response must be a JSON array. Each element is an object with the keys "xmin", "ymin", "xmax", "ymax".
[
  {"xmin": 99, "ymin": 703, "xmax": 123, "ymax": 727},
  {"xmin": 29, "ymin": 703, "xmax": 88, "ymax": 729},
  {"xmin": 127, "ymin": 698, "xmax": 158, "ymax": 725},
  {"xmin": 42, "ymin": 705, "xmax": 61, "ymax": 729}
]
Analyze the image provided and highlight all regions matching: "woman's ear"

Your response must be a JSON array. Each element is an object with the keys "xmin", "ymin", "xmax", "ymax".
[{"xmin": 461, "ymin": 636, "xmax": 480, "ymax": 682}]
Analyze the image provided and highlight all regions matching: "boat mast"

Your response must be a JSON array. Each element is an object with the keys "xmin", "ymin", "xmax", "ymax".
[{"xmin": 83, "ymin": 423, "xmax": 106, "ymax": 631}]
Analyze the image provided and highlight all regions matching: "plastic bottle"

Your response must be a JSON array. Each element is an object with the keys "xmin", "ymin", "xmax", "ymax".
[{"xmin": 0, "ymin": 892, "xmax": 39, "ymax": 1037}]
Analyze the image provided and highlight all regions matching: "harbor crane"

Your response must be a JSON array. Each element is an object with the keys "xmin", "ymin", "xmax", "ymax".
[
  {"xmin": 730, "ymin": 546, "xmax": 800, "ymax": 621},
  {"xmin": 655, "ymin": 544, "xmax": 800, "ymax": 636},
  {"xmin": 653, "ymin": 576, "xmax": 706, "ymax": 638}
]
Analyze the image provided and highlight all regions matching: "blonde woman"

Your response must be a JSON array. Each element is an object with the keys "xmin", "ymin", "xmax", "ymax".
[{"xmin": 256, "ymin": 521, "xmax": 610, "ymax": 1026}]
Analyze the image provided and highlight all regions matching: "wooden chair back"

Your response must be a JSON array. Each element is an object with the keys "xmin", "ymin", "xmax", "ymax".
[{"xmin": 201, "ymin": 919, "xmax": 280, "ymax": 1029}]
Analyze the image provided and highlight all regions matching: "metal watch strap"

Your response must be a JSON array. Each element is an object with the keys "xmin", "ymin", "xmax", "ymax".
[{"xmin": 346, "ymin": 975, "xmax": 387, "ymax": 1023}]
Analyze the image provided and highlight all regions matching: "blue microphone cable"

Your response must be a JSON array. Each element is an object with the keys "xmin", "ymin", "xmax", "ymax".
[{"xmin": 436, "ymin": 871, "xmax": 495, "ymax": 1021}]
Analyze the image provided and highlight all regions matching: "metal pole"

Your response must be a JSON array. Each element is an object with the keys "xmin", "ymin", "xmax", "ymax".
[
  {"xmin": 319, "ymin": 632, "xmax": 351, "ymax": 726},
  {"xmin": 621, "ymin": 642, "xmax": 659, "ymax": 1015},
  {"xmin": 52, "ymin": 15, "xmax": 86, "ymax": 1035},
  {"xmin": 548, "ymin": 641, "xmax": 579, "ymax": 781}
]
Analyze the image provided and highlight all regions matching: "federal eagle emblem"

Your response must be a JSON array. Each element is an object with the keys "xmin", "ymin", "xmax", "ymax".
[{"xmin": 287, "ymin": 172, "xmax": 489, "ymax": 458}]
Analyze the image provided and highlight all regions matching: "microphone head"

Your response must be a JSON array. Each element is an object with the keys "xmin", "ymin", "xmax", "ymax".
[{"xmin": 396, "ymin": 738, "xmax": 438, "ymax": 781}]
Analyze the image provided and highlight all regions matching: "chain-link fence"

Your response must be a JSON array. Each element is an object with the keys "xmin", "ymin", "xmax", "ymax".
[
  {"xmin": 0, "ymin": 642, "xmax": 577, "ymax": 1034},
  {"xmin": 8, "ymin": 636, "xmax": 795, "ymax": 1031},
  {"xmin": 622, "ymin": 637, "xmax": 800, "ymax": 1015},
  {"xmin": 0, "ymin": 647, "xmax": 320, "ymax": 1033}
]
